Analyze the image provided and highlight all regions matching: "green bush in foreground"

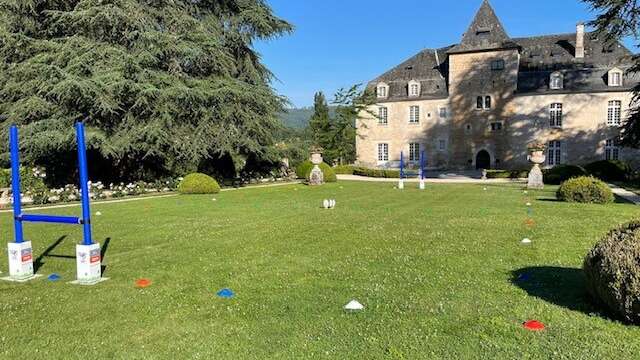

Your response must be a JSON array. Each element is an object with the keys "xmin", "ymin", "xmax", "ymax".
[
  {"xmin": 544, "ymin": 165, "xmax": 588, "ymax": 185},
  {"xmin": 584, "ymin": 220, "xmax": 640, "ymax": 324},
  {"xmin": 178, "ymin": 173, "xmax": 220, "ymax": 194},
  {"xmin": 295, "ymin": 161, "xmax": 337, "ymax": 182},
  {"xmin": 557, "ymin": 176, "xmax": 614, "ymax": 204},
  {"xmin": 585, "ymin": 160, "xmax": 631, "ymax": 182}
]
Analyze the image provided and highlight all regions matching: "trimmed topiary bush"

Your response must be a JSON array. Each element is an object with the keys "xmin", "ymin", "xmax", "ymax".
[
  {"xmin": 543, "ymin": 165, "xmax": 588, "ymax": 185},
  {"xmin": 295, "ymin": 161, "xmax": 337, "ymax": 183},
  {"xmin": 583, "ymin": 220, "xmax": 640, "ymax": 324},
  {"xmin": 585, "ymin": 160, "xmax": 631, "ymax": 182},
  {"xmin": 178, "ymin": 173, "xmax": 220, "ymax": 194},
  {"xmin": 557, "ymin": 176, "xmax": 614, "ymax": 204}
]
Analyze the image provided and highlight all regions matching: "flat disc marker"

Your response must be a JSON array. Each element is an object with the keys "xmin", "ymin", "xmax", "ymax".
[
  {"xmin": 48, "ymin": 273, "xmax": 61, "ymax": 282},
  {"xmin": 523, "ymin": 320, "xmax": 545, "ymax": 331},
  {"xmin": 217, "ymin": 288, "xmax": 235, "ymax": 299},
  {"xmin": 135, "ymin": 278, "xmax": 152, "ymax": 288}
]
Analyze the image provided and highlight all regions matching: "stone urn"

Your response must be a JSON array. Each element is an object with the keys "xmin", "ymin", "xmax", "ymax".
[
  {"xmin": 309, "ymin": 148, "xmax": 324, "ymax": 186},
  {"xmin": 527, "ymin": 150, "xmax": 546, "ymax": 189}
]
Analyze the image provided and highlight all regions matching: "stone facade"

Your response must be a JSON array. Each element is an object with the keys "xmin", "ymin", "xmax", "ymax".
[{"xmin": 356, "ymin": 0, "xmax": 640, "ymax": 170}]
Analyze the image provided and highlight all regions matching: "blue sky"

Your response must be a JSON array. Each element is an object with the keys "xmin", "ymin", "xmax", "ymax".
[{"xmin": 255, "ymin": 0, "xmax": 639, "ymax": 108}]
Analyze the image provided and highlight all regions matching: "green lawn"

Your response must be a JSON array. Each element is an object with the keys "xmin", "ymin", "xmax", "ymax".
[{"xmin": 1, "ymin": 181, "xmax": 639, "ymax": 359}]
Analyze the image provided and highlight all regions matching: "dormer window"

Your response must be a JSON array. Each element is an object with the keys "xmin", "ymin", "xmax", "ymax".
[
  {"xmin": 609, "ymin": 68, "xmax": 623, "ymax": 87},
  {"xmin": 550, "ymin": 72, "xmax": 563, "ymax": 90},
  {"xmin": 377, "ymin": 82, "xmax": 389, "ymax": 99},
  {"xmin": 476, "ymin": 27, "xmax": 490, "ymax": 36},
  {"xmin": 408, "ymin": 80, "xmax": 420, "ymax": 97}
]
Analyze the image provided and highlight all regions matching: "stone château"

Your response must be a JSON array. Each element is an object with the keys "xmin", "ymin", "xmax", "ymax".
[{"xmin": 357, "ymin": 0, "xmax": 639, "ymax": 170}]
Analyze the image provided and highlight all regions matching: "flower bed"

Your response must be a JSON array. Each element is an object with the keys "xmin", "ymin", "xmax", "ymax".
[{"xmin": 0, "ymin": 177, "xmax": 182, "ymax": 207}]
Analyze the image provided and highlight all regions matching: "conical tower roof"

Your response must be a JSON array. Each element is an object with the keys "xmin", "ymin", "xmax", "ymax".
[{"xmin": 449, "ymin": 0, "xmax": 518, "ymax": 54}]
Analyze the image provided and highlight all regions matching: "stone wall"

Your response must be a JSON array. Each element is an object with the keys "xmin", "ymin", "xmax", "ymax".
[
  {"xmin": 509, "ymin": 91, "xmax": 640, "ymax": 169},
  {"xmin": 356, "ymin": 98, "xmax": 451, "ymax": 168},
  {"xmin": 448, "ymin": 49, "xmax": 520, "ymax": 169}
]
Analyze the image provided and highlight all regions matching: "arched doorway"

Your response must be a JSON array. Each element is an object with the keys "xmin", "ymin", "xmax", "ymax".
[{"xmin": 476, "ymin": 150, "xmax": 491, "ymax": 170}]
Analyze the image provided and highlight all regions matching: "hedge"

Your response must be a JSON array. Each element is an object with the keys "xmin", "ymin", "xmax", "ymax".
[
  {"xmin": 485, "ymin": 169, "xmax": 529, "ymax": 179},
  {"xmin": 352, "ymin": 167, "xmax": 400, "ymax": 178},
  {"xmin": 584, "ymin": 160, "xmax": 631, "ymax": 182},
  {"xmin": 543, "ymin": 165, "xmax": 588, "ymax": 185},
  {"xmin": 333, "ymin": 165, "xmax": 356, "ymax": 175}
]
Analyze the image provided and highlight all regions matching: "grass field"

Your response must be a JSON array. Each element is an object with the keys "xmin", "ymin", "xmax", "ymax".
[{"xmin": 1, "ymin": 181, "xmax": 639, "ymax": 359}]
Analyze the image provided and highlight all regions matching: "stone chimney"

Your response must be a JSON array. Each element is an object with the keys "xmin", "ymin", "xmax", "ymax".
[{"xmin": 576, "ymin": 22, "xmax": 585, "ymax": 59}]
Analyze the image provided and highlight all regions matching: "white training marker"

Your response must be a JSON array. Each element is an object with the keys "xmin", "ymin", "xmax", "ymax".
[
  {"xmin": 323, "ymin": 199, "xmax": 330, "ymax": 209},
  {"xmin": 526, "ymin": 203, "xmax": 532, "ymax": 207},
  {"xmin": 521, "ymin": 238, "xmax": 532, "ymax": 244},
  {"xmin": 483, "ymin": 187, "xmax": 487, "ymax": 191},
  {"xmin": 212, "ymin": 198, "xmax": 217, "ymax": 201},
  {"xmin": 344, "ymin": 300, "xmax": 364, "ymax": 311},
  {"xmin": 95, "ymin": 211, "xmax": 102, "ymax": 216}
]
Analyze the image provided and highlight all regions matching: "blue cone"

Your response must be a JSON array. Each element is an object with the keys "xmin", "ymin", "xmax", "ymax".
[
  {"xmin": 48, "ymin": 273, "xmax": 61, "ymax": 282},
  {"xmin": 217, "ymin": 288, "xmax": 235, "ymax": 299}
]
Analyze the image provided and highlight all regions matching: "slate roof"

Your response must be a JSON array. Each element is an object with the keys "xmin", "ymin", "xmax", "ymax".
[
  {"xmin": 448, "ymin": 0, "xmax": 518, "ymax": 54},
  {"xmin": 367, "ymin": 0, "xmax": 637, "ymax": 100},
  {"xmin": 515, "ymin": 32, "xmax": 636, "ymax": 94},
  {"xmin": 368, "ymin": 47, "xmax": 452, "ymax": 102}
]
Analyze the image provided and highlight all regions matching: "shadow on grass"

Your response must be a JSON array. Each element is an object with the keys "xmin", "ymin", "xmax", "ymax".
[
  {"xmin": 33, "ymin": 235, "xmax": 67, "ymax": 273},
  {"xmin": 537, "ymin": 197, "xmax": 630, "ymax": 204},
  {"xmin": 511, "ymin": 266, "xmax": 599, "ymax": 315},
  {"xmin": 101, "ymin": 237, "xmax": 111, "ymax": 276}
]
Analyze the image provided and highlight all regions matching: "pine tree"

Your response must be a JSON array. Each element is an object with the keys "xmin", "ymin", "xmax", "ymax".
[
  {"xmin": 0, "ymin": 0, "xmax": 292, "ymax": 184},
  {"xmin": 323, "ymin": 85, "xmax": 376, "ymax": 165},
  {"xmin": 309, "ymin": 91, "xmax": 330, "ymax": 145},
  {"xmin": 307, "ymin": 85, "xmax": 375, "ymax": 165},
  {"xmin": 585, "ymin": 0, "xmax": 640, "ymax": 147}
]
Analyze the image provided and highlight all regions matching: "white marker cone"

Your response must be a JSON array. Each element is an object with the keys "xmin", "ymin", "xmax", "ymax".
[
  {"xmin": 344, "ymin": 300, "xmax": 364, "ymax": 311},
  {"xmin": 95, "ymin": 211, "xmax": 102, "ymax": 216},
  {"xmin": 521, "ymin": 238, "xmax": 532, "ymax": 244}
]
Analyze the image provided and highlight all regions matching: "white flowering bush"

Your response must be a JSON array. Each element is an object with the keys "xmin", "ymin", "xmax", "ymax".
[{"xmin": 0, "ymin": 169, "xmax": 185, "ymax": 206}]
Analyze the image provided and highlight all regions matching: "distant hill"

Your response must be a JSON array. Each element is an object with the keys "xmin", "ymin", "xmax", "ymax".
[
  {"xmin": 278, "ymin": 107, "xmax": 314, "ymax": 129},
  {"xmin": 278, "ymin": 107, "xmax": 337, "ymax": 129}
]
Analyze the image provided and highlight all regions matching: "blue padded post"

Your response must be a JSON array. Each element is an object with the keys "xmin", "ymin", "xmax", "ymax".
[
  {"xmin": 400, "ymin": 151, "xmax": 405, "ymax": 179},
  {"xmin": 76, "ymin": 122, "xmax": 93, "ymax": 245},
  {"xmin": 10, "ymin": 125, "xmax": 24, "ymax": 243}
]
